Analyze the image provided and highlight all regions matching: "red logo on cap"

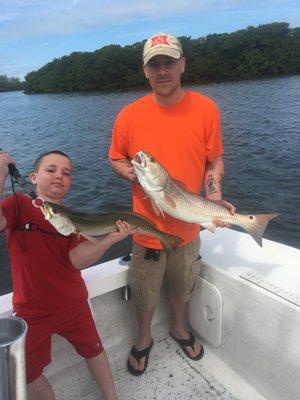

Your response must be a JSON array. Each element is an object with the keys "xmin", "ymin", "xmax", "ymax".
[{"xmin": 151, "ymin": 35, "xmax": 168, "ymax": 47}]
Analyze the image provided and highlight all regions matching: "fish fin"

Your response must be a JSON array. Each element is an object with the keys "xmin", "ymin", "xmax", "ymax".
[
  {"xmin": 136, "ymin": 228, "xmax": 147, "ymax": 235},
  {"xmin": 244, "ymin": 213, "xmax": 279, "ymax": 247},
  {"xmin": 162, "ymin": 194, "xmax": 177, "ymax": 209},
  {"xmin": 160, "ymin": 233, "xmax": 183, "ymax": 252},
  {"xmin": 201, "ymin": 222, "xmax": 217, "ymax": 233},
  {"xmin": 173, "ymin": 179, "xmax": 188, "ymax": 190},
  {"xmin": 150, "ymin": 199, "xmax": 165, "ymax": 217},
  {"xmin": 79, "ymin": 233, "xmax": 97, "ymax": 243}
]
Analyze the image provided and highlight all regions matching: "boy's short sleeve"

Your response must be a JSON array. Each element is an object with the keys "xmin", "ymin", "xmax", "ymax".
[
  {"xmin": 108, "ymin": 108, "xmax": 129, "ymax": 160},
  {"xmin": 1, "ymin": 194, "xmax": 22, "ymax": 232},
  {"xmin": 205, "ymin": 104, "xmax": 224, "ymax": 161},
  {"xmin": 67, "ymin": 234, "xmax": 87, "ymax": 252},
  {"xmin": 62, "ymin": 234, "xmax": 87, "ymax": 264}
]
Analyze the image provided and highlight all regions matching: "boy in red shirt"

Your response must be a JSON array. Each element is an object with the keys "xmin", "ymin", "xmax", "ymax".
[{"xmin": 0, "ymin": 149, "xmax": 132, "ymax": 400}]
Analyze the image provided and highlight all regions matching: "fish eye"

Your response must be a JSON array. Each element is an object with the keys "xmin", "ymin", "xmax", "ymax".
[{"xmin": 249, "ymin": 215, "xmax": 254, "ymax": 220}]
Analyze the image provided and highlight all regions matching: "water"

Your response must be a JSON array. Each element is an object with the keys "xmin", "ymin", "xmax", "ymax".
[{"xmin": 0, "ymin": 76, "xmax": 299, "ymax": 295}]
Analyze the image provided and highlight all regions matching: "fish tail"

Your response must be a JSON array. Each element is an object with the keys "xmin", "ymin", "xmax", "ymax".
[
  {"xmin": 243, "ymin": 213, "xmax": 279, "ymax": 247},
  {"xmin": 160, "ymin": 233, "xmax": 183, "ymax": 252}
]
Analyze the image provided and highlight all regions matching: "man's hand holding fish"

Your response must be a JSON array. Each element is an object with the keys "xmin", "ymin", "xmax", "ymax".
[{"xmin": 108, "ymin": 157, "xmax": 137, "ymax": 182}]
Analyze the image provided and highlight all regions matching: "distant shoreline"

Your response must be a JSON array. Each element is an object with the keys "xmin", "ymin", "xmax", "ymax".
[
  {"xmin": 0, "ymin": 73, "xmax": 296, "ymax": 95},
  {"xmin": 0, "ymin": 89, "xmax": 24, "ymax": 93}
]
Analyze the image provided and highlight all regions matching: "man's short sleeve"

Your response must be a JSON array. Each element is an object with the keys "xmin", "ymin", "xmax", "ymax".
[
  {"xmin": 108, "ymin": 108, "xmax": 130, "ymax": 160},
  {"xmin": 206, "ymin": 104, "xmax": 223, "ymax": 161}
]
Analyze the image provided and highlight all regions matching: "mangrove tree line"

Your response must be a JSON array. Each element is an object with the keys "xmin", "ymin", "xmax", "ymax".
[
  {"xmin": 0, "ymin": 75, "xmax": 24, "ymax": 92},
  {"xmin": 24, "ymin": 22, "xmax": 300, "ymax": 94}
]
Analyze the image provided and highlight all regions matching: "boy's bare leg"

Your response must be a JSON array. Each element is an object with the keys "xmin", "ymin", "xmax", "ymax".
[
  {"xmin": 127, "ymin": 307, "xmax": 155, "ymax": 372},
  {"xmin": 86, "ymin": 351, "xmax": 118, "ymax": 400},
  {"xmin": 27, "ymin": 374, "xmax": 55, "ymax": 400}
]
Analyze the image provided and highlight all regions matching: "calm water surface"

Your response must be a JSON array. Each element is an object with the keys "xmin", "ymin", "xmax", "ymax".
[{"xmin": 0, "ymin": 76, "xmax": 299, "ymax": 295}]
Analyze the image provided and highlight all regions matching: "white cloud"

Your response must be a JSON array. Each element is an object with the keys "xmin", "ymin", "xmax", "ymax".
[
  {"xmin": 0, "ymin": 59, "xmax": 40, "ymax": 79},
  {"xmin": 0, "ymin": 0, "xmax": 248, "ymax": 40},
  {"xmin": 67, "ymin": 0, "xmax": 81, "ymax": 11}
]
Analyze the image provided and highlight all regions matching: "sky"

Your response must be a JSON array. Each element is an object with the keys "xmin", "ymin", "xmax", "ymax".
[{"xmin": 0, "ymin": 0, "xmax": 299, "ymax": 80}]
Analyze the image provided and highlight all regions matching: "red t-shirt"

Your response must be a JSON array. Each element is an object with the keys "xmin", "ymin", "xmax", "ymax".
[
  {"xmin": 109, "ymin": 90, "xmax": 223, "ymax": 249},
  {"xmin": 1, "ymin": 193, "xmax": 88, "ymax": 317}
]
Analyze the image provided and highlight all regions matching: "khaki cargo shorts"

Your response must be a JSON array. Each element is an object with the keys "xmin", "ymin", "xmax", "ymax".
[{"xmin": 128, "ymin": 237, "xmax": 201, "ymax": 310}]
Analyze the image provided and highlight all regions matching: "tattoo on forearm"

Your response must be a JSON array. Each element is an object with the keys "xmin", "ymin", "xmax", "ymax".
[
  {"xmin": 206, "ymin": 164, "xmax": 215, "ymax": 172},
  {"xmin": 207, "ymin": 175, "xmax": 218, "ymax": 195}
]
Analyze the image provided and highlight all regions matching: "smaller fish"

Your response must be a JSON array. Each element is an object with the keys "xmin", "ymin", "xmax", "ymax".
[{"xmin": 40, "ymin": 201, "xmax": 182, "ymax": 251}]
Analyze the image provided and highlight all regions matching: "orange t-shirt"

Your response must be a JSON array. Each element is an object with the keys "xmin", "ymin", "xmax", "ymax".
[{"xmin": 109, "ymin": 90, "xmax": 223, "ymax": 249}]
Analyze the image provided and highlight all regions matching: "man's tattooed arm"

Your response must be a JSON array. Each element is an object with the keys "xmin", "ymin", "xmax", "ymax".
[
  {"xmin": 204, "ymin": 156, "xmax": 236, "ymax": 219},
  {"xmin": 204, "ymin": 157, "xmax": 224, "ymax": 200}
]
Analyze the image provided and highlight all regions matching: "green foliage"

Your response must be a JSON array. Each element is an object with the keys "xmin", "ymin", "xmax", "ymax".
[
  {"xmin": 0, "ymin": 75, "xmax": 24, "ymax": 92},
  {"xmin": 24, "ymin": 22, "xmax": 299, "ymax": 94}
]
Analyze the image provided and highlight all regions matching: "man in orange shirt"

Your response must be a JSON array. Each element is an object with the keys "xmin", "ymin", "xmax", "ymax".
[{"xmin": 109, "ymin": 32, "xmax": 235, "ymax": 376}]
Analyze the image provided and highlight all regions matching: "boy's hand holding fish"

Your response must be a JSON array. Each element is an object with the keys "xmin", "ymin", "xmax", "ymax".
[
  {"xmin": 108, "ymin": 219, "xmax": 137, "ymax": 243},
  {"xmin": 83, "ymin": 219, "xmax": 137, "ymax": 245},
  {"xmin": 68, "ymin": 219, "xmax": 136, "ymax": 270}
]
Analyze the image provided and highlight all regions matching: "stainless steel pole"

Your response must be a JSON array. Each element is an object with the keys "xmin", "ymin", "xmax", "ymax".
[{"xmin": 0, "ymin": 316, "xmax": 27, "ymax": 400}]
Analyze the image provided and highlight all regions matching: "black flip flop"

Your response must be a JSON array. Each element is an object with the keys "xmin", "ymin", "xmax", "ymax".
[
  {"xmin": 127, "ymin": 339, "xmax": 154, "ymax": 376},
  {"xmin": 169, "ymin": 331, "xmax": 204, "ymax": 360}
]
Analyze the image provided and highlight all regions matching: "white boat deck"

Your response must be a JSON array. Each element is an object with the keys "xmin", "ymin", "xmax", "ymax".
[{"xmin": 47, "ymin": 289, "xmax": 263, "ymax": 400}]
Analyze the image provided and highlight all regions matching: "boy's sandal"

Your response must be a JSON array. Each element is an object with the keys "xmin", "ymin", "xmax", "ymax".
[
  {"xmin": 127, "ymin": 339, "xmax": 154, "ymax": 376},
  {"xmin": 169, "ymin": 331, "xmax": 204, "ymax": 360}
]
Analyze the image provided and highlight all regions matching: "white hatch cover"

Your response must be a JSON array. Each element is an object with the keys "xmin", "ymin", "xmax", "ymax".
[{"xmin": 188, "ymin": 277, "xmax": 223, "ymax": 347}]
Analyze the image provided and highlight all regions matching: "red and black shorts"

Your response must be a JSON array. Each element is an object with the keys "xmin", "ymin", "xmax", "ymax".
[{"xmin": 18, "ymin": 301, "xmax": 103, "ymax": 384}]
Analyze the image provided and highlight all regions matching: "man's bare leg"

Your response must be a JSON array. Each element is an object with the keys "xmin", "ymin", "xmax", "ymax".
[
  {"xmin": 86, "ymin": 350, "xmax": 118, "ymax": 400},
  {"xmin": 168, "ymin": 292, "xmax": 202, "ymax": 358},
  {"xmin": 127, "ymin": 307, "xmax": 155, "ymax": 372},
  {"xmin": 27, "ymin": 374, "xmax": 55, "ymax": 400}
]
